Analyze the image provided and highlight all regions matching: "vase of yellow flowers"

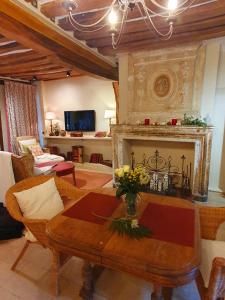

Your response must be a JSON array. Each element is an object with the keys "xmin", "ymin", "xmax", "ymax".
[{"xmin": 115, "ymin": 165, "xmax": 150, "ymax": 219}]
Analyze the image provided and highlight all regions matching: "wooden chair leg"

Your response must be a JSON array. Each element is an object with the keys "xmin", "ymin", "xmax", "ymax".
[
  {"xmin": 72, "ymin": 169, "xmax": 76, "ymax": 186},
  {"xmin": 11, "ymin": 240, "xmax": 30, "ymax": 271},
  {"xmin": 51, "ymin": 249, "xmax": 60, "ymax": 297}
]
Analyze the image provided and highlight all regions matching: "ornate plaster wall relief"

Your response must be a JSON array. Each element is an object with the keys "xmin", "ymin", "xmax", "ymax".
[{"xmin": 127, "ymin": 43, "xmax": 206, "ymax": 124}]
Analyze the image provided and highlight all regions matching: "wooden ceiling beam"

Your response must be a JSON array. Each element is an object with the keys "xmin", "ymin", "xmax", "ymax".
[
  {"xmin": 0, "ymin": 43, "xmax": 27, "ymax": 54},
  {"xmin": 99, "ymin": 23, "xmax": 225, "ymax": 55},
  {"xmin": 0, "ymin": 0, "xmax": 117, "ymax": 79},
  {"xmin": 85, "ymin": 14, "xmax": 225, "ymax": 49},
  {"xmin": 9, "ymin": 67, "xmax": 69, "ymax": 78},
  {"xmin": 0, "ymin": 50, "xmax": 44, "ymax": 64},
  {"xmin": 40, "ymin": 0, "xmax": 112, "ymax": 19},
  {"xmin": 0, "ymin": 36, "xmax": 12, "ymax": 43},
  {"xmin": 58, "ymin": 0, "xmax": 224, "ymax": 30},
  {"xmin": 0, "ymin": 61, "xmax": 60, "ymax": 74}
]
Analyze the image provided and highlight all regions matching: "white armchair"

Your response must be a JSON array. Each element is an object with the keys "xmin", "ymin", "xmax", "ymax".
[{"xmin": 16, "ymin": 136, "xmax": 64, "ymax": 166}]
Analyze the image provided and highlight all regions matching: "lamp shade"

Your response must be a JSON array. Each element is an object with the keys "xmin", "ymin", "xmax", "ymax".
[
  {"xmin": 45, "ymin": 111, "xmax": 56, "ymax": 120},
  {"xmin": 104, "ymin": 109, "xmax": 116, "ymax": 119}
]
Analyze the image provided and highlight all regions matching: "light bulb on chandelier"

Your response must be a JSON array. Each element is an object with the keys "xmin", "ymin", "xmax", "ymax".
[
  {"xmin": 65, "ymin": 0, "xmax": 202, "ymax": 49},
  {"xmin": 167, "ymin": 0, "xmax": 178, "ymax": 11}
]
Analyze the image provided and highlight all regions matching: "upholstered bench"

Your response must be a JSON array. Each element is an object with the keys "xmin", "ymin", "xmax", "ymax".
[
  {"xmin": 52, "ymin": 162, "xmax": 76, "ymax": 185},
  {"xmin": 36, "ymin": 161, "xmax": 76, "ymax": 185}
]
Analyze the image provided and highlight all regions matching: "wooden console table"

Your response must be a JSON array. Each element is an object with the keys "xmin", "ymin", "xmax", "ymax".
[
  {"xmin": 44, "ymin": 135, "xmax": 112, "ymax": 162},
  {"xmin": 46, "ymin": 189, "xmax": 200, "ymax": 300}
]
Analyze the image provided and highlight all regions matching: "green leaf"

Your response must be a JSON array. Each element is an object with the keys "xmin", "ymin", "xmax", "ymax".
[
  {"xmin": 116, "ymin": 186, "xmax": 125, "ymax": 198},
  {"xmin": 109, "ymin": 218, "xmax": 152, "ymax": 239}
]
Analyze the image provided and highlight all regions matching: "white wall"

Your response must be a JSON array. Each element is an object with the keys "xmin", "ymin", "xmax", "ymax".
[{"xmin": 42, "ymin": 76, "xmax": 116, "ymax": 134}]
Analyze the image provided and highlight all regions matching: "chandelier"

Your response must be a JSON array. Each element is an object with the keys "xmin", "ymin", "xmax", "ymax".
[{"xmin": 65, "ymin": 0, "xmax": 197, "ymax": 49}]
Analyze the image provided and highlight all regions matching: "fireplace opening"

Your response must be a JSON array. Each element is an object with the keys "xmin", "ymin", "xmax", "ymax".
[{"xmin": 131, "ymin": 149, "xmax": 193, "ymax": 198}]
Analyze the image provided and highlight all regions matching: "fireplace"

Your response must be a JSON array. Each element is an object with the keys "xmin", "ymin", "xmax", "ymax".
[{"xmin": 111, "ymin": 125, "xmax": 213, "ymax": 201}]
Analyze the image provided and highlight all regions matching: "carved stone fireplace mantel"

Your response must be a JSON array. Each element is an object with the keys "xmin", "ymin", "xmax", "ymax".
[{"xmin": 111, "ymin": 125, "xmax": 213, "ymax": 201}]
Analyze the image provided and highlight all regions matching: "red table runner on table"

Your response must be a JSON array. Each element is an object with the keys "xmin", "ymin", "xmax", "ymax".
[
  {"xmin": 63, "ymin": 192, "xmax": 195, "ymax": 247},
  {"xmin": 139, "ymin": 202, "xmax": 195, "ymax": 247},
  {"xmin": 63, "ymin": 192, "xmax": 121, "ymax": 225}
]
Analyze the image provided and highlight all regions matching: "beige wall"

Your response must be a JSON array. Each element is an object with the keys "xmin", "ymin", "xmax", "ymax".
[{"xmin": 42, "ymin": 76, "xmax": 116, "ymax": 134}]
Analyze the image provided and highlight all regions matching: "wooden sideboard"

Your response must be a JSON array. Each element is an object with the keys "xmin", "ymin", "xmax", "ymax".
[{"xmin": 44, "ymin": 135, "xmax": 112, "ymax": 162}]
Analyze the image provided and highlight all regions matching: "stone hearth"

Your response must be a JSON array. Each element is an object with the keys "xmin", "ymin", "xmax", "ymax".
[{"xmin": 112, "ymin": 125, "xmax": 213, "ymax": 201}]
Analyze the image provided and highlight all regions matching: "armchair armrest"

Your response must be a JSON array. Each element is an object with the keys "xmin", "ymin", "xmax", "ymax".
[
  {"xmin": 207, "ymin": 257, "xmax": 225, "ymax": 300},
  {"xmin": 197, "ymin": 205, "xmax": 225, "ymax": 240}
]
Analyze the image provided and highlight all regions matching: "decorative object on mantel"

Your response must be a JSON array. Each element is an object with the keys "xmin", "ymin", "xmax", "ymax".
[
  {"xmin": 131, "ymin": 150, "xmax": 192, "ymax": 198},
  {"xmin": 70, "ymin": 131, "xmax": 83, "ymax": 137},
  {"xmin": 115, "ymin": 165, "xmax": 150, "ymax": 218},
  {"xmin": 60, "ymin": 130, "xmax": 66, "ymax": 137},
  {"xmin": 52, "ymin": 123, "xmax": 60, "ymax": 136},
  {"xmin": 45, "ymin": 111, "xmax": 56, "ymax": 136},
  {"xmin": 144, "ymin": 118, "xmax": 150, "ymax": 125},
  {"xmin": 181, "ymin": 113, "xmax": 207, "ymax": 127}
]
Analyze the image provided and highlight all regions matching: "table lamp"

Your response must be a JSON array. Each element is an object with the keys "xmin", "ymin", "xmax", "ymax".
[
  {"xmin": 104, "ymin": 109, "xmax": 116, "ymax": 125},
  {"xmin": 45, "ymin": 111, "xmax": 56, "ymax": 136},
  {"xmin": 104, "ymin": 109, "xmax": 116, "ymax": 136}
]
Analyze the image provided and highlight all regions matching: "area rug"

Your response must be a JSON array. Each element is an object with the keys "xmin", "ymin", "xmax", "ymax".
[{"xmin": 62, "ymin": 170, "xmax": 113, "ymax": 189}]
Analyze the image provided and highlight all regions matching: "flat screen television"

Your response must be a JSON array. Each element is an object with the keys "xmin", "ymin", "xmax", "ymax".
[{"xmin": 64, "ymin": 110, "xmax": 95, "ymax": 131}]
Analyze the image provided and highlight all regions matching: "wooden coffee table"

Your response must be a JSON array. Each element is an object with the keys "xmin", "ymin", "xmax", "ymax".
[{"xmin": 46, "ymin": 190, "xmax": 200, "ymax": 300}]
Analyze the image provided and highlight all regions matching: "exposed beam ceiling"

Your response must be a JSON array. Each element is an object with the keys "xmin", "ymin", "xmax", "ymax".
[
  {"xmin": 0, "ymin": 0, "xmax": 117, "ymax": 81},
  {"xmin": 32, "ymin": 0, "xmax": 225, "ymax": 55}
]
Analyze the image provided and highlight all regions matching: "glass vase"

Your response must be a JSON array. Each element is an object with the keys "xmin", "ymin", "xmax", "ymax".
[{"xmin": 122, "ymin": 193, "xmax": 140, "ymax": 219}]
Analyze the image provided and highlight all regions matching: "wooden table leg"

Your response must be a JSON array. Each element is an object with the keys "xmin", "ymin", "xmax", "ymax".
[
  {"xmin": 79, "ymin": 261, "xmax": 104, "ymax": 300},
  {"xmin": 152, "ymin": 285, "xmax": 164, "ymax": 300}
]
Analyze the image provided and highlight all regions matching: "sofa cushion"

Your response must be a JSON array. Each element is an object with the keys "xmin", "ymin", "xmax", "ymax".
[{"xmin": 200, "ymin": 239, "xmax": 225, "ymax": 287}]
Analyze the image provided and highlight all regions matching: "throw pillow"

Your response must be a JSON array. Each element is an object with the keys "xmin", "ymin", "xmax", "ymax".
[
  {"xmin": 200, "ymin": 239, "xmax": 225, "ymax": 287},
  {"xmin": 11, "ymin": 154, "xmax": 34, "ymax": 183},
  {"xmin": 13, "ymin": 178, "xmax": 64, "ymax": 241},
  {"xmin": 216, "ymin": 221, "xmax": 225, "ymax": 241},
  {"xmin": 95, "ymin": 131, "xmax": 107, "ymax": 137},
  {"xmin": 28, "ymin": 144, "xmax": 44, "ymax": 156},
  {"xmin": 19, "ymin": 138, "xmax": 37, "ymax": 154}
]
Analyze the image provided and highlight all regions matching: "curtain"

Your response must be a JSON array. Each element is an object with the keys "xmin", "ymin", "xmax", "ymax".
[{"xmin": 4, "ymin": 81, "xmax": 38, "ymax": 153}]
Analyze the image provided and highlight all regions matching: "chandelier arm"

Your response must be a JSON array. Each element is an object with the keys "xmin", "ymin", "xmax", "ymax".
[
  {"xmin": 140, "ymin": 2, "xmax": 173, "ymax": 39},
  {"xmin": 112, "ymin": 3, "xmax": 129, "ymax": 48},
  {"xmin": 68, "ymin": 0, "xmax": 117, "ymax": 28},
  {"xmin": 68, "ymin": 14, "xmax": 107, "ymax": 32}
]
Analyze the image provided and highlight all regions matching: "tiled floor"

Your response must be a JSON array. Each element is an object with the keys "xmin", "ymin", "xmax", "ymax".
[{"xmin": 0, "ymin": 237, "xmax": 201, "ymax": 300}]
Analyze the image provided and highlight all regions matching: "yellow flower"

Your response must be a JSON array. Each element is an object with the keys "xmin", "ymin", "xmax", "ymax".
[
  {"xmin": 131, "ymin": 219, "xmax": 139, "ymax": 228},
  {"xmin": 123, "ymin": 165, "xmax": 130, "ymax": 173},
  {"xmin": 140, "ymin": 173, "xmax": 150, "ymax": 185},
  {"xmin": 116, "ymin": 168, "xmax": 124, "ymax": 178},
  {"xmin": 115, "ymin": 168, "xmax": 120, "ymax": 176}
]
